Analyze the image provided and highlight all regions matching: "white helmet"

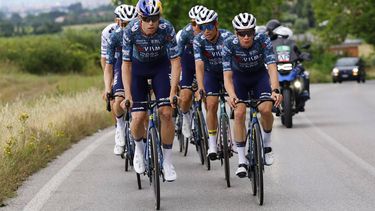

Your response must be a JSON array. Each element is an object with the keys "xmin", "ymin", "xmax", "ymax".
[
  {"xmin": 188, "ymin": 5, "xmax": 206, "ymax": 19},
  {"xmin": 273, "ymin": 26, "xmax": 293, "ymax": 38},
  {"xmin": 232, "ymin": 13, "xmax": 256, "ymax": 30},
  {"xmin": 114, "ymin": 5, "xmax": 122, "ymax": 17},
  {"xmin": 196, "ymin": 8, "xmax": 218, "ymax": 25},
  {"xmin": 117, "ymin": 4, "xmax": 137, "ymax": 22}
]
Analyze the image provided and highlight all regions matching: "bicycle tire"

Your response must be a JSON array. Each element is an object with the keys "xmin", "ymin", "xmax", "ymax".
[
  {"xmin": 150, "ymin": 127, "xmax": 161, "ymax": 210},
  {"xmin": 177, "ymin": 113, "xmax": 185, "ymax": 153},
  {"xmin": 198, "ymin": 111, "xmax": 210, "ymax": 170},
  {"xmin": 221, "ymin": 115, "xmax": 231, "ymax": 187},
  {"xmin": 193, "ymin": 111, "xmax": 204, "ymax": 165},
  {"xmin": 183, "ymin": 137, "xmax": 189, "ymax": 157},
  {"xmin": 247, "ymin": 128, "xmax": 256, "ymax": 196},
  {"xmin": 254, "ymin": 123, "xmax": 264, "ymax": 205},
  {"xmin": 124, "ymin": 121, "xmax": 130, "ymax": 172},
  {"xmin": 136, "ymin": 173, "xmax": 142, "ymax": 190}
]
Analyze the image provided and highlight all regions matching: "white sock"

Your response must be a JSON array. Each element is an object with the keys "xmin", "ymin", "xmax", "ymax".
[
  {"xmin": 116, "ymin": 116, "xmax": 125, "ymax": 128},
  {"xmin": 163, "ymin": 148, "xmax": 173, "ymax": 164},
  {"xmin": 208, "ymin": 133, "xmax": 217, "ymax": 152},
  {"xmin": 262, "ymin": 130, "xmax": 272, "ymax": 148},
  {"xmin": 183, "ymin": 111, "xmax": 191, "ymax": 123},
  {"xmin": 237, "ymin": 146, "xmax": 247, "ymax": 165},
  {"xmin": 135, "ymin": 140, "xmax": 144, "ymax": 155}
]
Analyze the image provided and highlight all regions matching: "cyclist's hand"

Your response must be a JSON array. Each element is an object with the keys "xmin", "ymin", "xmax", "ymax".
[
  {"xmin": 102, "ymin": 90, "xmax": 108, "ymax": 101},
  {"xmin": 170, "ymin": 95, "xmax": 179, "ymax": 108},
  {"xmin": 121, "ymin": 97, "xmax": 133, "ymax": 110},
  {"xmin": 272, "ymin": 92, "xmax": 282, "ymax": 107},
  {"xmin": 197, "ymin": 88, "xmax": 205, "ymax": 101},
  {"xmin": 228, "ymin": 96, "xmax": 238, "ymax": 109}
]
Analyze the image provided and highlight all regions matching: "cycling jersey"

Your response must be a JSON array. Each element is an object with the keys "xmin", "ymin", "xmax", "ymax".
[
  {"xmin": 101, "ymin": 23, "xmax": 119, "ymax": 58},
  {"xmin": 193, "ymin": 29, "xmax": 233, "ymax": 72},
  {"xmin": 106, "ymin": 27, "xmax": 125, "ymax": 95},
  {"xmin": 122, "ymin": 18, "xmax": 179, "ymax": 63},
  {"xmin": 222, "ymin": 33, "xmax": 276, "ymax": 73},
  {"xmin": 178, "ymin": 23, "xmax": 197, "ymax": 89}
]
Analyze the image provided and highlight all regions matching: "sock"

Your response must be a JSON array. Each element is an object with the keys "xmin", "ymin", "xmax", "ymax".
[
  {"xmin": 262, "ymin": 129, "xmax": 272, "ymax": 148},
  {"xmin": 236, "ymin": 142, "xmax": 247, "ymax": 165},
  {"xmin": 135, "ymin": 139, "xmax": 144, "ymax": 154},
  {"xmin": 183, "ymin": 111, "xmax": 191, "ymax": 123},
  {"xmin": 208, "ymin": 130, "xmax": 217, "ymax": 152},
  {"xmin": 116, "ymin": 115, "xmax": 124, "ymax": 128},
  {"xmin": 163, "ymin": 144, "xmax": 173, "ymax": 164}
]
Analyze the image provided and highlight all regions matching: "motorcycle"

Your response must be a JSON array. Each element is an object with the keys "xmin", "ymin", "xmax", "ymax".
[{"xmin": 276, "ymin": 44, "xmax": 311, "ymax": 128}]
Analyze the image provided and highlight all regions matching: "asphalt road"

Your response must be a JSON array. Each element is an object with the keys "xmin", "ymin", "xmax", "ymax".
[{"xmin": 2, "ymin": 81, "xmax": 375, "ymax": 211}]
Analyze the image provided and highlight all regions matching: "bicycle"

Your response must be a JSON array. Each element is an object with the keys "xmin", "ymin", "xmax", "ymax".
[
  {"xmin": 241, "ymin": 97, "xmax": 274, "ymax": 206},
  {"xmin": 190, "ymin": 90, "xmax": 210, "ymax": 170},
  {"xmin": 216, "ymin": 88, "xmax": 234, "ymax": 187},
  {"xmin": 135, "ymin": 92, "xmax": 177, "ymax": 210},
  {"xmin": 174, "ymin": 107, "xmax": 188, "ymax": 156}
]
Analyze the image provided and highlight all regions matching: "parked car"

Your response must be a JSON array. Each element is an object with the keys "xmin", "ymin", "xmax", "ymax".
[{"xmin": 332, "ymin": 57, "xmax": 366, "ymax": 83}]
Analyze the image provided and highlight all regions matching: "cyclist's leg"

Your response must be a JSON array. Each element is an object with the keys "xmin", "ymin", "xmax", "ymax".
[
  {"xmin": 204, "ymin": 71, "xmax": 220, "ymax": 159},
  {"xmin": 232, "ymin": 73, "xmax": 251, "ymax": 177},
  {"xmin": 113, "ymin": 63, "xmax": 126, "ymax": 154},
  {"xmin": 152, "ymin": 57, "xmax": 176, "ymax": 181},
  {"xmin": 130, "ymin": 61, "xmax": 149, "ymax": 173},
  {"xmin": 254, "ymin": 72, "xmax": 274, "ymax": 165},
  {"xmin": 179, "ymin": 51, "xmax": 195, "ymax": 138}
]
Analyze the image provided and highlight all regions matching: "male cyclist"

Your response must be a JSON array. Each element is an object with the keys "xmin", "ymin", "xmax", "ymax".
[
  {"xmin": 193, "ymin": 8, "xmax": 233, "ymax": 160},
  {"xmin": 177, "ymin": 5, "xmax": 206, "ymax": 138},
  {"xmin": 104, "ymin": 4, "xmax": 137, "ymax": 155},
  {"xmin": 222, "ymin": 13, "xmax": 282, "ymax": 178},
  {"xmin": 121, "ymin": 0, "xmax": 181, "ymax": 182}
]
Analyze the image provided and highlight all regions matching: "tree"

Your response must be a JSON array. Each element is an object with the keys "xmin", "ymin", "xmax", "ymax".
[{"xmin": 312, "ymin": 0, "xmax": 375, "ymax": 45}]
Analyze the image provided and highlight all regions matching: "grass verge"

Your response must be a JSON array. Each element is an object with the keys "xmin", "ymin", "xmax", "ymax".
[{"xmin": 0, "ymin": 89, "xmax": 112, "ymax": 205}]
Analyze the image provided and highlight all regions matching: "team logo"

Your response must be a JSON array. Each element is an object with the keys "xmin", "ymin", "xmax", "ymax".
[{"xmin": 159, "ymin": 23, "xmax": 167, "ymax": 29}]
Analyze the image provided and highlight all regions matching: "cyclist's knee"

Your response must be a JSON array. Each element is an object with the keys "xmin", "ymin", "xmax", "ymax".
[
  {"xmin": 206, "ymin": 99, "xmax": 218, "ymax": 112},
  {"xmin": 234, "ymin": 107, "xmax": 246, "ymax": 121},
  {"xmin": 259, "ymin": 106, "xmax": 273, "ymax": 117},
  {"xmin": 132, "ymin": 112, "xmax": 147, "ymax": 125},
  {"xmin": 158, "ymin": 106, "xmax": 173, "ymax": 122}
]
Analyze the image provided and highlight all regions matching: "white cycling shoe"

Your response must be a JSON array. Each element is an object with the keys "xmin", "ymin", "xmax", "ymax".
[
  {"xmin": 264, "ymin": 147, "xmax": 274, "ymax": 166},
  {"xmin": 113, "ymin": 145, "xmax": 124, "ymax": 155},
  {"xmin": 163, "ymin": 162, "xmax": 177, "ymax": 182},
  {"xmin": 133, "ymin": 150, "xmax": 145, "ymax": 174}
]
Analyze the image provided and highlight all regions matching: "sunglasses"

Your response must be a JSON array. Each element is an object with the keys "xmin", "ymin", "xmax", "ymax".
[
  {"xmin": 140, "ymin": 15, "xmax": 160, "ymax": 23},
  {"xmin": 199, "ymin": 23, "xmax": 215, "ymax": 31},
  {"xmin": 236, "ymin": 29, "xmax": 255, "ymax": 37}
]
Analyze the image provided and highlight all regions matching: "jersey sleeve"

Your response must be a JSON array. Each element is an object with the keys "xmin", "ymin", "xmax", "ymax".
[
  {"xmin": 262, "ymin": 34, "xmax": 277, "ymax": 65},
  {"xmin": 222, "ymin": 38, "xmax": 233, "ymax": 72},
  {"xmin": 106, "ymin": 33, "xmax": 117, "ymax": 64},
  {"xmin": 178, "ymin": 28, "xmax": 188, "ymax": 56},
  {"xmin": 122, "ymin": 27, "xmax": 133, "ymax": 62},
  {"xmin": 165, "ymin": 25, "xmax": 180, "ymax": 59},
  {"xmin": 193, "ymin": 36, "xmax": 203, "ymax": 61},
  {"xmin": 101, "ymin": 32, "xmax": 108, "ymax": 58}
]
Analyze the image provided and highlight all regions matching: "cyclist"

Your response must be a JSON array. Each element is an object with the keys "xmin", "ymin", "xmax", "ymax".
[
  {"xmin": 222, "ymin": 13, "xmax": 282, "ymax": 177},
  {"xmin": 104, "ymin": 4, "xmax": 137, "ymax": 155},
  {"xmin": 177, "ymin": 5, "xmax": 206, "ymax": 138},
  {"xmin": 193, "ymin": 8, "xmax": 233, "ymax": 160},
  {"xmin": 121, "ymin": 0, "xmax": 181, "ymax": 182}
]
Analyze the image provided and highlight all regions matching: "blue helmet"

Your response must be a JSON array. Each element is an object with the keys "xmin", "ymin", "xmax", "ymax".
[{"xmin": 137, "ymin": 0, "xmax": 162, "ymax": 17}]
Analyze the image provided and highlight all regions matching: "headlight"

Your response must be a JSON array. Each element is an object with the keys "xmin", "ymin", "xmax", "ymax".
[
  {"xmin": 293, "ymin": 78, "xmax": 304, "ymax": 93},
  {"xmin": 352, "ymin": 68, "xmax": 359, "ymax": 76},
  {"xmin": 294, "ymin": 80, "xmax": 302, "ymax": 89},
  {"xmin": 332, "ymin": 68, "xmax": 339, "ymax": 76}
]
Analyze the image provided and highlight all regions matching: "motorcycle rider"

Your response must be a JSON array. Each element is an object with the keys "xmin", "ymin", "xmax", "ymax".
[{"xmin": 266, "ymin": 20, "xmax": 310, "ymax": 112}]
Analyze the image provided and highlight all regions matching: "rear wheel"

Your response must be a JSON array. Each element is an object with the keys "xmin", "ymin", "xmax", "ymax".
[
  {"xmin": 183, "ymin": 137, "xmax": 189, "ymax": 156},
  {"xmin": 193, "ymin": 112, "xmax": 204, "ymax": 165},
  {"xmin": 220, "ymin": 115, "xmax": 231, "ymax": 187},
  {"xmin": 150, "ymin": 128, "xmax": 160, "ymax": 210},
  {"xmin": 282, "ymin": 88, "xmax": 293, "ymax": 128}
]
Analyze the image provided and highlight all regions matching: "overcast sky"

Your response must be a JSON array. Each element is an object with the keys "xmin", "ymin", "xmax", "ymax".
[{"xmin": 0, "ymin": 0, "xmax": 112, "ymax": 11}]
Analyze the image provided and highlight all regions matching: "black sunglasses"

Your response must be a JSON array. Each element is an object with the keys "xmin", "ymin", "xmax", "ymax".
[
  {"xmin": 140, "ymin": 15, "xmax": 160, "ymax": 23},
  {"xmin": 236, "ymin": 29, "xmax": 255, "ymax": 37}
]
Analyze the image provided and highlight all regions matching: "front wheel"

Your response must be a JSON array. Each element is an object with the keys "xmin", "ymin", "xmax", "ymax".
[
  {"xmin": 281, "ymin": 88, "xmax": 293, "ymax": 128},
  {"xmin": 150, "ymin": 128, "xmax": 160, "ymax": 210},
  {"xmin": 254, "ymin": 124, "xmax": 264, "ymax": 205}
]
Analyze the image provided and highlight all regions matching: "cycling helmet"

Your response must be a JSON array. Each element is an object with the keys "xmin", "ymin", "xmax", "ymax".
[
  {"xmin": 137, "ymin": 0, "xmax": 162, "ymax": 17},
  {"xmin": 188, "ymin": 5, "xmax": 206, "ymax": 19},
  {"xmin": 196, "ymin": 8, "xmax": 218, "ymax": 25},
  {"xmin": 273, "ymin": 26, "xmax": 293, "ymax": 38},
  {"xmin": 232, "ymin": 13, "xmax": 256, "ymax": 30},
  {"xmin": 266, "ymin": 19, "xmax": 281, "ymax": 33},
  {"xmin": 118, "ymin": 4, "xmax": 137, "ymax": 22},
  {"xmin": 114, "ymin": 5, "xmax": 122, "ymax": 18}
]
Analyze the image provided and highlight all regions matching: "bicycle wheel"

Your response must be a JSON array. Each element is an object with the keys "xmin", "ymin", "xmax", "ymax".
[
  {"xmin": 183, "ymin": 137, "xmax": 189, "ymax": 157},
  {"xmin": 198, "ymin": 111, "xmax": 210, "ymax": 170},
  {"xmin": 176, "ymin": 112, "xmax": 185, "ymax": 153},
  {"xmin": 221, "ymin": 115, "xmax": 231, "ymax": 187},
  {"xmin": 193, "ymin": 111, "xmax": 204, "ymax": 165},
  {"xmin": 150, "ymin": 127, "xmax": 160, "ymax": 210},
  {"xmin": 254, "ymin": 123, "xmax": 264, "ymax": 205},
  {"xmin": 124, "ymin": 121, "xmax": 130, "ymax": 172},
  {"xmin": 248, "ymin": 127, "xmax": 256, "ymax": 196}
]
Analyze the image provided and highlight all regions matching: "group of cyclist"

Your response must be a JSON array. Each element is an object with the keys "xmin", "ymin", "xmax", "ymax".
[{"xmin": 101, "ymin": 0, "xmax": 283, "ymax": 182}]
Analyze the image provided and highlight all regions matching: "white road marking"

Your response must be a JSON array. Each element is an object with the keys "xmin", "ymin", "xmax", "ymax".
[
  {"xmin": 301, "ymin": 114, "xmax": 375, "ymax": 177},
  {"xmin": 23, "ymin": 130, "xmax": 114, "ymax": 211}
]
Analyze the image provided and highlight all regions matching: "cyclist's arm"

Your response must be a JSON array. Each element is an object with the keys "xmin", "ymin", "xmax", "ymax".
[
  {"xmin": 267, "ymin": 63, "xmax": 279, "ymax": 91},
  {"xmin": 104, "ymin": 63, "xmax": 113, "ymax": 94},
  {"xmin": 170, "ymin": 57, "xmax": 182, "ymax": 97},
  {"xmin": 122, "ymin": 61, "xmax": 132, "ymax": 100},
  {"xmin": 101, "ymin": 57, "xmax": 106, "ymax": 71},
  {"xmin": 193, "ymin": 37, "xmax": 205, "ymax": 91}
]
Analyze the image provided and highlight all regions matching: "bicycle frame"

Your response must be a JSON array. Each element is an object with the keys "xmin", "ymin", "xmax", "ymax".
[{"xmin": 247, "ymin": 102, "xmax": 265, "ymax": 168}]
